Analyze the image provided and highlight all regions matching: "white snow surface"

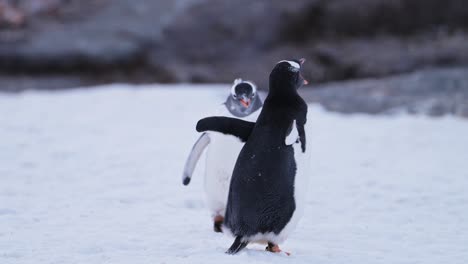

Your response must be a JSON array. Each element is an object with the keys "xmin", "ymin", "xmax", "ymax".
[{"xmin": 1, "ymin": 84, "xmax": 468, "ymax": 264}]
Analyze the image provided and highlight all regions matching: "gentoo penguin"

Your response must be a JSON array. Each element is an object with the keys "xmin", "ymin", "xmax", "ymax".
[
  {"xmin": 182, "ymin": 78, "xmax": 263, "ymax": 232},
  {"xmin": 196, "ymin": 59, "xmax": 309, "ymax": 254}
]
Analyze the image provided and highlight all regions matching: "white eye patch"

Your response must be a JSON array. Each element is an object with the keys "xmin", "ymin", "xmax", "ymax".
[
  {"xmin": 278, "ymin": 60, "xmax": 300, "ymax": 70},
  {"xmin": 231, "ymin": 79, "xmax": 257, "ymax": 96},
  {"xmin": 231, "ymin": 78, "xmax": 242, "ymax": 95}
]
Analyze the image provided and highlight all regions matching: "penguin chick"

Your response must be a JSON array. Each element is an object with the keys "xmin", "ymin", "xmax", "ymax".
[{"xmin": 182, "ymin": 79, "xmax": 263, "ymax": 233}]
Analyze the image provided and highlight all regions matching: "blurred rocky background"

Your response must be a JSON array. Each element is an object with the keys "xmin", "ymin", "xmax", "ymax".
[{"xmin": 1, "ymin": 0, "xmax": 467, "ymax": 116}]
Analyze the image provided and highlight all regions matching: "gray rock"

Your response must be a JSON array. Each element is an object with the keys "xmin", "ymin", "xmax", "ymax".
[
  {"xmin": 0, "ymin": 0, "xmax": 190, "ymax": 77},
  {"xmin": 156, "ymin": 0, "xmax": 468, "ymax": 87},
  {"xmin": 301, "ymin": 67, "xmax": 468, "ymax": 117},
  {"xmin": 2, "ymin": 0, "xmax": 468, "ymax": 87}
]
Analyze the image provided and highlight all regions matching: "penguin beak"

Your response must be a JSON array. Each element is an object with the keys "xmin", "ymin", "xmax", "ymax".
[
  {"xmin": 299, "ymin": 58, "xmax": 306, "ymax": 65},
  {"xmin": 299, "ymin": 58, "xmax": 308, "ymax": 85},
  {"xmin": 240, "ymin": 97, "xmax": 251, "ymax": 108}
]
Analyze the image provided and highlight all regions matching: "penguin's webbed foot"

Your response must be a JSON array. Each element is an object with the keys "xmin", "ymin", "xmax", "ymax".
[
  {"xmin": 266, "ymin": 242, "xmax": 291, "ymax": 256},
  {"xmin": 213, "ymin": 215, "xmax": 224, "ymax": 233}
]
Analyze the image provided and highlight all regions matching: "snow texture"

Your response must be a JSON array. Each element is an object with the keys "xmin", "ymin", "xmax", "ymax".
[{"xmin": 1, "ymin": 84, "xmax": 467, "ymax": 264}]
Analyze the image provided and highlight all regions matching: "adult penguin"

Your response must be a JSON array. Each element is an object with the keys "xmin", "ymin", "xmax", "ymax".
[
  {"xmin": 182, "ymin": 79, "xmax": 263, "ymax": 232},
  {"xmin": 196, "ymin": 59, "xmax": 309, "ymax": 254}
]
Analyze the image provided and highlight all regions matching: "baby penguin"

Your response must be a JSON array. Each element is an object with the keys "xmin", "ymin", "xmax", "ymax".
[{"xmin": 182, "ymin": 78, "xmax": 262, "ymax": 232}]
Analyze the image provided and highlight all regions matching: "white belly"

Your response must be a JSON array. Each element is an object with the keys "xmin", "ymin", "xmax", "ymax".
[
  {"xmin": 204, "ymin": 132, "xmax": 243, "ymax": 217},
  {"xmin": 203, "ymin": 106, "xmax": 261, "ymax": 217}
]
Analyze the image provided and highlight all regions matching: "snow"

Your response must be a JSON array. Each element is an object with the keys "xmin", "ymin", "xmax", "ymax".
[{"xmin": 1, "ymin": 84, "xmax": 468, "ymax": 264}]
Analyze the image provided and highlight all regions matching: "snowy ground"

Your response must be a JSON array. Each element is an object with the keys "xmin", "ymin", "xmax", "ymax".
[{"xmin": 1, "ymin": 84, "xmax": 467, "ymax": 264}]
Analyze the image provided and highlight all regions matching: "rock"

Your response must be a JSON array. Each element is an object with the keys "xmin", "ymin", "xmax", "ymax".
[
  {"xmin": 0, "ymin": 1, "xmax": 26, "ymax": 28},
  {"xmin": 1, "ymin": 0, "xmax": 468, "ymax": 93},
  {"xmin": 158, "ymin": 0, "xmax": 468, "ymax": 86},
  {"xmin": 301, "ymin": 67, "xmax": 468, "ymax": 117},
  {"xmin": 0, "ymin": 0, "xmax": 187, "ymax": 79}
]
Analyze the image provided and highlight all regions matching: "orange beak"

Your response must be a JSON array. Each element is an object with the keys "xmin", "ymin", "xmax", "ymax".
[{"xmin": 240, "ymin": 99, "xmax": 251, "ymax": 108}]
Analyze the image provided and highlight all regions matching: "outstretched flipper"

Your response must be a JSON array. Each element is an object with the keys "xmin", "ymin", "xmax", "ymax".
[
  {"xmin": 197, "ymin": 116, "xmax": 255, "ymax": 142},
  {"xmin": 226, "ymin": 236, "xmax": 249, "ymax": 254},
  {"xmin": 182, "ymin": 132, "xmax": 210, "ymax": 185}
]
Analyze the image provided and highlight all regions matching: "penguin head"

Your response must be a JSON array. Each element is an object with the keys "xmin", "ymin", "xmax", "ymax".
[
  {"xmin": 269, "ymin": 58, "xmax": 308, "ymax": 93},
  {"xmin": 225, "ymin": 78, "xmax": 262, "ymax": 117}
]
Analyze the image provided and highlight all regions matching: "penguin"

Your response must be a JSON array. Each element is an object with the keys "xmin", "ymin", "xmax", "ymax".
[
  {"xmin": 196, "ymin": 59, "xmax": 309, "ymax": 255},
  {"xmin": 182, "ymin": 78, "xmax": 263, "ymax": 232}
]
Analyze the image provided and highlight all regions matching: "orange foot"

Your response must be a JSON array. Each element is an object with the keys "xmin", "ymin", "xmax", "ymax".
[
  {"xmin": 213, "ymin": 215, "xmax": 224, "ymax": 233},
  {"xmin": 266, "ymin": 243, "xmax": 291, "ymax": 256}
]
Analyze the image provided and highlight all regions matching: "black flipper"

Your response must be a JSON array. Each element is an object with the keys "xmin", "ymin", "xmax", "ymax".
[
  {"xmin": 226, "ymin": 236, "xmax": 248, "ymax": 254},
  {"xmin": 297, "ymin": 123, "xmax": 306, "ymax": 153},
  {"xmin": 297, "ymin": 104, "xmax": 307, "ymax": 153},
  {"xmin": 196, "ymin": 116, "xmax": 255, "ymax": 142}
]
